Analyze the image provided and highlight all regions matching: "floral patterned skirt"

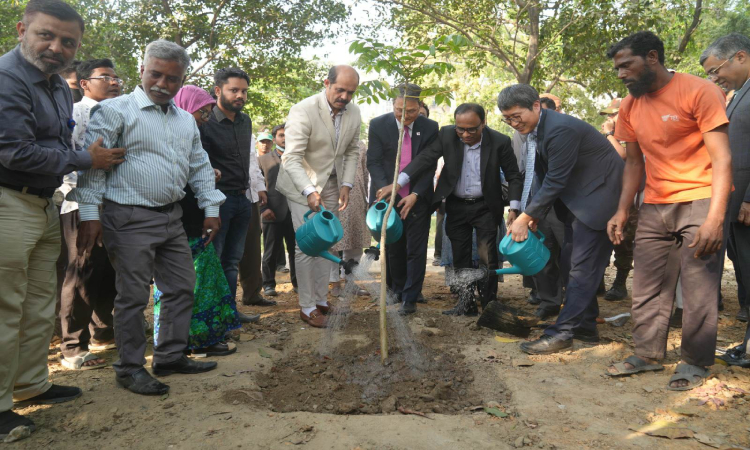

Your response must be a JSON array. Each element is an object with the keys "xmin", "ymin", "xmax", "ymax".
[{"xmin": 154, "ymin": 238, "xmax": 241, "ymax": 350}]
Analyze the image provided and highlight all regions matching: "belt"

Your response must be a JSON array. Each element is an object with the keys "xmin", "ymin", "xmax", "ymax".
[
  {"xmin": 0, "ymin": 182, "xmax": 55, "ymax": 198},
  {"xmin": 221, "ymin": 189, "xmax": 247, "ymax": 196},
  {"xmin": 106, "ymin": 200, "xmax": 176, "ymax": 213},
  {"xmin": 449, "ymin": 195, "xmax": 484, "ymax": 204}
]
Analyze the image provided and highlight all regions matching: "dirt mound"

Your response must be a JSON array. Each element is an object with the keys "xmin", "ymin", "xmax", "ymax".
[{"xmin": 258, "ymin": 310, "xmax": 500, "ymax": 415}]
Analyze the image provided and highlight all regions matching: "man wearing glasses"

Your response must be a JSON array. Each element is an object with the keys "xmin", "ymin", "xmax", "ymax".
[
  {"xmin": 380, "ymin": 103, "xmax": 523, "ymax": 315},
  {"xmin": 701, "ymin": 33, "xmax": 750, "ymax": 327},
  {"xmin": 57, "ymin": 58, "xmax": 122, "ymax": 370},
  {"xmin": 498, "ymin": 84, "xmax": 624, "ymax": 355}
]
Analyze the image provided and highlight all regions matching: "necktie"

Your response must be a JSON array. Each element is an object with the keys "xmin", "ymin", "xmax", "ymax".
[
  {"xmin": 398, "ymin": 127, "xmax": 412, "ymax": 199},
  {"xmin": 520, "ymin": 133, "xmax": 536, "ymax": 212}
]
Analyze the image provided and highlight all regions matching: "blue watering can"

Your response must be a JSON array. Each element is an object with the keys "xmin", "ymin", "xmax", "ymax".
[
  {"xmin": 295, "ymin": 206, "xmax": 359, "ymax": 273},
  {"xmin": 366, "ymin": 200, "xmax": 403, "ymax": 244},
  {"xmin": 495, "ymin": 230, "xmax": 550, "ymax": 276}
]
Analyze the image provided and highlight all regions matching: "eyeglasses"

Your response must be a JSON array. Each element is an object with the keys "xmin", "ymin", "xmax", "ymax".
[
  {"xmin": 199, "ymin": 109, "xmax": 211, "ymax": 120},
  {"xmin": 86, "ymin": 76, "xmax": 124, "ymax": 86},
  {"xmin": 455, "ymin": 125, "xmax": 481, "ymax": 135},
  {"xmin": 707, "ymin": 52, "xmax": 738, "ymax": 80},
  {"xmin": 501, "ymin": 115, "xmax": 524, "ymax": 125}
]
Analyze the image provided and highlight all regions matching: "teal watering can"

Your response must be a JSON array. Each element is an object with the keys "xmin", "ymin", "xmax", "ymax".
[
  {"xmin": 495, "ymin": 230, "xmax": 550, "ymax": 276},
  {"xmin": 366, "ymin": 200, "xmax": 403, "ymax": 244},
  {"xmin": 295, "ymin": 206, "xmax": 359, "ymax": 273}
]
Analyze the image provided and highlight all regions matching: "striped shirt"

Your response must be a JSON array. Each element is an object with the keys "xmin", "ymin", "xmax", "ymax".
[
  {"xmin": 69, "ymin": 86, "xmax": 225, "ymax": 221},
  {"xmin": 453, "ymin": 139, "xmax": 483, "ymax": 198}
]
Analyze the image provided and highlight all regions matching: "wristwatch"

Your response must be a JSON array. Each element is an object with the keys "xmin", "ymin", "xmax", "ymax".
[
  {"xmin": 509, "ymin": 208, "xmax": 520, "ymax": 214},
  {"xmin": 604, "ymin": 131, "xmax": 615, "ymax": 137}
]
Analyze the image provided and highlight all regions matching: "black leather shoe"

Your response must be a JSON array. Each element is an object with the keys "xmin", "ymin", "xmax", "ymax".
[
  {"xmin": 15, "ymin": 384, "xmax": 82, "ymax": 405},
  {"xmin": 526, "ymin": 291, "xmax": 541, "ymax": 305},
  {"xmin": 399, "ymin": 302, "xmax": 417, "ymax": 315},
  {"xmin": 534, "ymin": 307, "xmax": 559, "ymax": 320},
  {"xmin": 520, "ymin": 334, "xmax": 573, "ymax": 355},
  {"xmin": 604, "ymin": 283, "xmax": 628, "ymax": 301},
  {"xmin": 243, "ymin": 294, "xmax": 276, "ymax": 307},
  {"xmin": 718, "ymin": 345, "xmax": 750, "ymax": 367},
  {"xmin": 152, "ymin": 355, "xmax": 217, "ymax": 377},
  {"xmin": 116, "ymin": 368, "xmax": 169, "ymax": 395},
  {"xmin": 416, "ymin": 293, "xmax": 427, "ymax": 304},
  {"xmin": 237, "ymin": 311, "xmax": 261, "ymax": 323},
  {"xmin": 442, "ymin": 302, "xmax": 479, "ymax": 317},
  {"xmin": 572, "ymin": 328, "xmax": 600, "ymax": 343},
  {"xmin": 737, "ymin": 307, "xmax": 749, "ymax": 322},
  {"xmin": 0, "ymin": 410, "xmax": 35, "ymax": 440}
]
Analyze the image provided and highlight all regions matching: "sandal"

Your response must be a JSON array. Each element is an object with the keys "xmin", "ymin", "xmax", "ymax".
[
  {"xmin": 89, "ymin": 339, "xmax": 116, "ymax": 351},
  {"xmin": 666, "ymin": 363, "xmax": 710, "ymax": 391},
  {"xmin": 59, "ymin": 352, "xmax": 107, "ymax": 371},
  {"xmin": 606, "ymin": 355, "xmax": 665, "ymax": 377}
]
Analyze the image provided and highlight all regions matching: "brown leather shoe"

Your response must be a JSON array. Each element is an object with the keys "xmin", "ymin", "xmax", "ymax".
[
  {"xmin": 300, "ymin": 309, "xmax": 328, "ymax": 328},
  {"xmin": 316, "ymin": 303, "xmax": 335, "ymax": 315}
]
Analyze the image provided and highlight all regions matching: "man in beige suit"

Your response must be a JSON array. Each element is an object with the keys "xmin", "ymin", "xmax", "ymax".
[{"xmin": 276, "ymin": 65, "xmax": 361, "ymax": 328}]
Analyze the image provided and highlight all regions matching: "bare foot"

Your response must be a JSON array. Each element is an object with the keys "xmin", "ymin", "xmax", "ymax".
[{"xmin": 82, "ymin": 358, "xmax": 106, "ymax": 367}]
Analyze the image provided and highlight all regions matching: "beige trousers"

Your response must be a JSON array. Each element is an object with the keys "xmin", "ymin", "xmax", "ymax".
[
  {"xmin": 0, "ymin": 188, "xmax": 59, "ymax": 411},
  {"xmin": 289, "ymin": 177, "xmax": 340, "ymax": 309}
]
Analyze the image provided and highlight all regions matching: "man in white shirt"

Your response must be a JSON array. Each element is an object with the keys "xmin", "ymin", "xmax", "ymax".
[{"xmin": 58, "ymin": 58, "xmax": 121, "ymax": 370}]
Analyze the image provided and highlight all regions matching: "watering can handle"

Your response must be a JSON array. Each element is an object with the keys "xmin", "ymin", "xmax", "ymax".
[
  {"xmin": 532, "ymin": 229, "xmax": 546, "ymax": 244},
  {"xmin": 303, "ymin": 205, "xmax": 327, "ymax": 222}
]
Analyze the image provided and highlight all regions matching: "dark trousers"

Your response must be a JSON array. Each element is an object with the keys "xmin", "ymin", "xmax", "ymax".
[
  {"xmin": 545, "ymin": 212, "xmax": 612, "ymax": 340},
  {"xmin": 728, "ymin": 222, "xmax": 750, "ymax": 309},
  {"xmin": 612, "ymin": 203, "xmax": 639, "ymax": 272},
  {"xmin": 387, "ymin": 199, "xmax": 431, "ymax": 305},
  {"xmin": 262, "ymin": 212, "xmax": 297, "ymax": 289},
  {"xmin": 434, "ymin": 202, "xmax": 445, "ymax": 258},
  {"xmin": 534, "ymin": 208, "xmax": 566, "ymax": 310},
  {"xmin": 631, "ymin": 199, "xmax": 721, "ymax": 366},
  {"xmin": 445, "ymin": 196, "xmax": 498, "ymax": 304},
  {"xmin": 239, "ymin": 202, "xmax": 263, "ymax": 302},
  {"xmin": 214, "ymin": 194, "xmax": 253, "ymax": 299},
  {"xmin": 59, "ymin": 210, "xmax": 116, "ymax": 358},
  {"xmin": 102, "ymin": 202, "xmax": 195, "ymax": 376}
]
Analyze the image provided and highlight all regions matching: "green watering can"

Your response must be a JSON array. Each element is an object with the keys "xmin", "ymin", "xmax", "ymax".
[
  {"xmin": 295, "ymin": 206, "xmax": 358, "ymax": 273},
  {"xmin": 363, "ymin": 200, "xmax": 404, "ymax": 260},
  {"xmin": 495, "ymin": 230, "xmax": 550, "ymax": 276}
]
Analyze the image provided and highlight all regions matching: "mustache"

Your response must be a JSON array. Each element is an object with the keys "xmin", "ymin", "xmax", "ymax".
[
  {"xmin": 39, "ymin": 50, "xmax": 64, "ymax": 63},
  {"xmin": 149, "ymin": 86, "xmax": 171, "ymax": 95}
]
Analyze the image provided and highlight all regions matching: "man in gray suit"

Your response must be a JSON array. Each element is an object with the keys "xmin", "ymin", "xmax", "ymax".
[
  {"xmin": 259, "ymin": 124, "xmax": 296, "ymax": 298},
  {"xmin": 499, "ymin": 84, "xmax": 624, "ymax": 354},
  {"xmin": 701, "ymin": 33, "xmax": 750, "ymax": 323}
]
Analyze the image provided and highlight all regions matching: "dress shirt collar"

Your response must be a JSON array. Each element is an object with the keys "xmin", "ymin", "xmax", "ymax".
[
  {"xmin": 211, "ymin": 105, "xmax": 245, "ymax": 123},
  {"xmin": 325, "ymin": 93, "xmax": 346, "ymax": 117},
  {"xmin": 79, "ymin": 95, "xmax": 99, "ymax": 108},
  {"xmin": 530, "ymin": 109, "xmax": 543, "ymax": 139},
  {"xmin": 464, "ymin": 137, "xmax": 482, "ymax": 151},
  {"xmin": 134, "ymin": 85, "xmax": 176, "ymax": 111},
  {"xmin": 275, "ymin": 148, "xmax": 284, "ymax": 157}
]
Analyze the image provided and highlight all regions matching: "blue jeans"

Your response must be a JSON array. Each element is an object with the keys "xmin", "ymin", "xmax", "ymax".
[{"xmin": 213, "ymin": 194, "xmax": 253, "ymax": 299}]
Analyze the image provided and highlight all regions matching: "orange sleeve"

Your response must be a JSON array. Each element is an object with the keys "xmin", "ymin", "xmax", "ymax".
[
  {"xmin": 613, "ymin": 96, "xmax": 637, "ymax": 142},
  {"xmin": 692, "ymin": 81, "xmax": 729, "ymax": 133}
]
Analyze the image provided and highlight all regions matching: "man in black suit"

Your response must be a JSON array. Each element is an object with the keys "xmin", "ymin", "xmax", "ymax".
[
  {"xmin": 499, "ymin": 84, "xmax": 624, "ymax": 354},
  {"xmin": 258, "ymin": 124, "xmax": 296, "ymax": 299},
  {"xmin": 701, "ymin": 33, "xmax": 750, "ymax": 323},
  {"xmin": 368, "ymin": 83, "xmax": 439, "ymax": 314},
  {"xmin": 379, "ymin": 103, "xmax": 523, "ymax": 315}
]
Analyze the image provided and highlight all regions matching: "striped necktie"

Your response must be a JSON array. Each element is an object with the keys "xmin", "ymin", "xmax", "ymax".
[{"xmin": 520, "ymin": 133, "xmax": 537, "ymax": 212}]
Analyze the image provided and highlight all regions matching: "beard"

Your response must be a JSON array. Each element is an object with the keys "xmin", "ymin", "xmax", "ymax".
[
  {"xmin": 624, "ymin": 65, "xmax": 657, "ymax": 98},
  {"xmin": 20, "ymin": 38, "xmax": 70, "ymax": 75},
  {"xmin": 219, "ymin": 92, "xmax": 245, "ymax": 113}
]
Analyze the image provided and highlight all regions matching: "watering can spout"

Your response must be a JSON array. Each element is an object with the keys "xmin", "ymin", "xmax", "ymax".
[
  {"xmin": 318, "ymin": 251, "xmax": 342, "ymax": 265},
  {"xmin": 495, "ymin": 266, "xmax": 524, "ymax": 276}
]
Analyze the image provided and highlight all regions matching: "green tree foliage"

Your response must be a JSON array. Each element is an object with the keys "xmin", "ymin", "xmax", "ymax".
[{"xmin": 1, "ymin": 0, "xmax": 347, "ymax": 126}]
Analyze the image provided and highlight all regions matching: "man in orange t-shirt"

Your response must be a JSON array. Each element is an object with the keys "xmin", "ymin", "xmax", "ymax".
[{"xmin": 604, "ymin": 32, "xmax": 732, "ymax": 391}]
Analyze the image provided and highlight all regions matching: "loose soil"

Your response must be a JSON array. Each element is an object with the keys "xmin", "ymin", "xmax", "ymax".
[{"xmin": 8, "ymin": 255, "xmax": 750, "ymax": 449}]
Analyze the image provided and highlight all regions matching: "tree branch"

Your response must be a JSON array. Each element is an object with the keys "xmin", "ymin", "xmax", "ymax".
[{"xmin": 677, "ymin": 0, "xmax": 702, "ymax": 54}]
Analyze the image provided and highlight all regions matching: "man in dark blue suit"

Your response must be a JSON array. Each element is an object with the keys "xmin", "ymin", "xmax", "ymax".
[
  {"xmin": 499, "ymin": 84, "xmax": 624, "ymax": 354},
  {"xmin": 368, "ymin": 83, "xmax": 439, "ymax": 314}
]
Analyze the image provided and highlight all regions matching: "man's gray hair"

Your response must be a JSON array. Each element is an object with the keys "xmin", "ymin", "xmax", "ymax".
[
  {"xmin": 700, "ymin": 33, "xmax": 750, "ymax": 65},
  {"xmin": 144, "ymin": 39, "xmax": 191, "ymax": 69},
  {"xmin": 497, "ymin": 84, "xmax": 540, "ymax": 111},
  {"xmin": 394, "ymin": 82, "xmax": 422, "ymax": 100}
]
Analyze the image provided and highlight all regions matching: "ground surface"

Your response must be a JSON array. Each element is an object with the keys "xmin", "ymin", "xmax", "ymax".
[{"xmin": 8, "ymin": 252, "xmax": 750, "ymax": 450}]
